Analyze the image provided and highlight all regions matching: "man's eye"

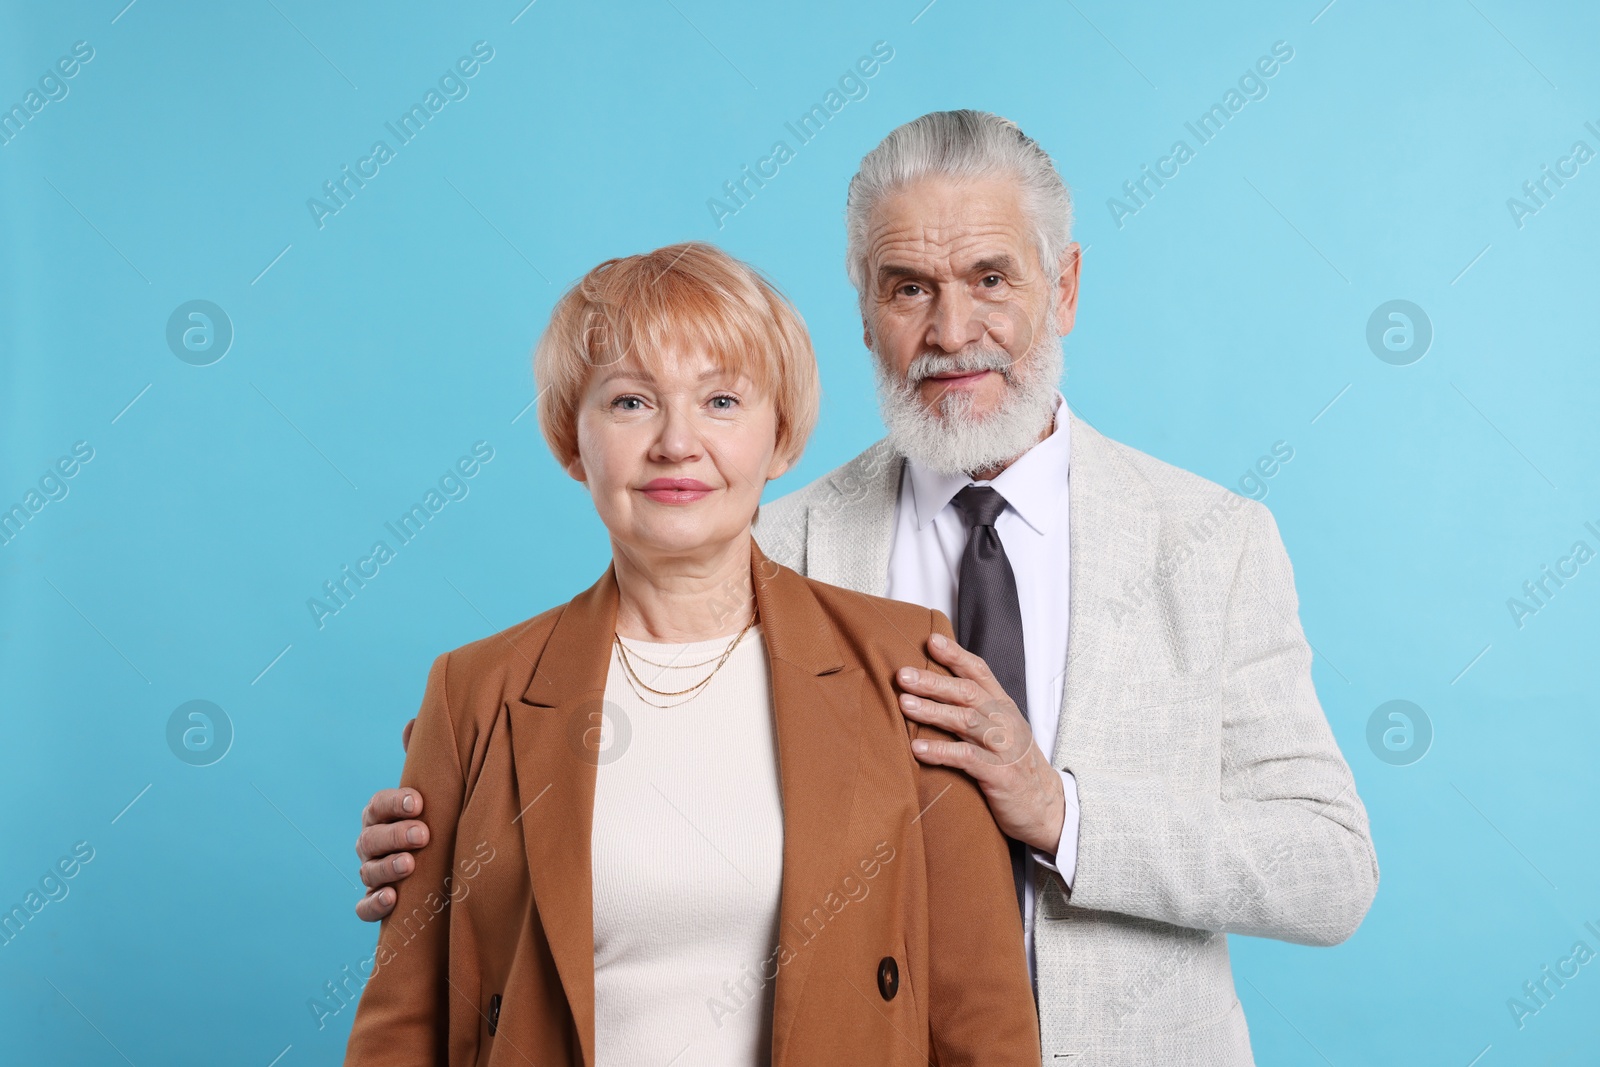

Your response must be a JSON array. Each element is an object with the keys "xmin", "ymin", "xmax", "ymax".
[
  {"xmin": 897, "ymin": 283, "xmax": 923, "ymax": 297},
  {"xmin": 980, "ymin": 274, "xmax": 1002, "ymax": 288}
]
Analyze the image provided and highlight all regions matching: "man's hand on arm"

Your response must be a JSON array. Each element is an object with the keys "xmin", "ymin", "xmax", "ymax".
[
  {"xmin": 352, "ymin": 717, "xmax": 428, "ymax": 923},
  {"xmin": 896, "ymin": 631, "xmax": 1068, "ymax": 856}
]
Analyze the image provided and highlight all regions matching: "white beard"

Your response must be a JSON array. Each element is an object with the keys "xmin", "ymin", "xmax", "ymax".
[{"xmin": 873, "ymin": 334, "xmax": 1063, "ymax": 478}]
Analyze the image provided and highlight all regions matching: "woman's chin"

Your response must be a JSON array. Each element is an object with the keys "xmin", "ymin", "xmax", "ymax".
[{"xmin": 613, "ymin": 522, "xmax": 749, "ymax": 562}]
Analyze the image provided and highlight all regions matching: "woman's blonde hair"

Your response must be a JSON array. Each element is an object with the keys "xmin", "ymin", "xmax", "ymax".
[{"xmin": 533, "ymin": 242, "xmax": 820, "ymax": 470}]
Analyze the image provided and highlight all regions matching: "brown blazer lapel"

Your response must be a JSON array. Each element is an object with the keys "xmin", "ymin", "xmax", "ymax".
[
  {"xmin": 512, "ymin": 567, "xmax": 618, "ymax": 1067},
  {"xmin": 507, "ymin": 546, "xmax": 866, "ymax": 1067},
  {"xmin": 750, "ymin": 546, "xmax": 865, "ymax": 1066}
]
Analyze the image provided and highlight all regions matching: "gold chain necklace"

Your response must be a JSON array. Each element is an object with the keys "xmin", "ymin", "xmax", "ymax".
[
  {"xmin": 613, "ymin": 611, "xmax": 757, "ymax": 708},
  {"xmin": 615, "ymin": 645, "xmax": 728, "ymax": 670}
]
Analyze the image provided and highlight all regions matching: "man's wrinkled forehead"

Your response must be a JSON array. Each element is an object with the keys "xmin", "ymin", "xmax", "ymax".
[{"xmin": 864, "ymin": 178, "xmax": 1037, "ymax": 281}]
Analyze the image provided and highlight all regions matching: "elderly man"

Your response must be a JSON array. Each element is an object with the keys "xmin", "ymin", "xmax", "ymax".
[{"xmin": 354, "ymin": 110, "xmax": 1378, "ymax": 1064}]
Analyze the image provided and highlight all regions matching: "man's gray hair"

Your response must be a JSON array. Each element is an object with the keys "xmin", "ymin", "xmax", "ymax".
[{"xmin": 845, "ymin": 110, "xmax": 1074, "ymax": 302}]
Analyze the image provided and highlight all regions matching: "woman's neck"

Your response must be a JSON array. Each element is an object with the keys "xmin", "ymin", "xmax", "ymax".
[{"xmin": 611, "ymin": 532, "xmax": 757, "ymax": 642}]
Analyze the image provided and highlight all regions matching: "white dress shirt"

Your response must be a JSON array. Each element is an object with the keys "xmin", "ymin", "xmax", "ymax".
[{"xmin": 885, "ymin": 393, "xmax": 1079, "ymax": 980}]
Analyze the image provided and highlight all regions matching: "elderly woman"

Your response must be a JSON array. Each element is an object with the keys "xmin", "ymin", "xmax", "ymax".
[{"xmin": 342, "ymin": 243, "xmax": 1039, "ymax": 1066}]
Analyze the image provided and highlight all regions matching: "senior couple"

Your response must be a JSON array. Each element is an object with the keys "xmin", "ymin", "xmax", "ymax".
[{"xmin": 342, "ymin": 111, "xmax": 1378, "ymax": 1066}]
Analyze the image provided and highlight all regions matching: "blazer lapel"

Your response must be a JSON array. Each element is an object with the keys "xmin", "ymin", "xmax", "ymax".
[
  {"xmin": 750, "ymin": 546, "xmax": 863, "ymax": 1067},
  {"xmin": 512, "ymin": 569, "xmax": 619, "ymax": 1067},
  {"xmin": 1055, "ymin": 410, "xmax": 1159, "ymax": 759},
  {"xmin": 805, "ymin": 439, "xmax": 902, "ymax": 595},
  {"xmin": 510, "ymin": 548, "xmax": 864, "ymax": 1067}
]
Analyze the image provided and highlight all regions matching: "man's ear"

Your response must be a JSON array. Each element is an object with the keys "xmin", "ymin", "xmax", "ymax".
[
  {"xmin": 861, "ymin": 301, "xmax": 880, "ymax": 353},
  {"xmin": 1053, "ymin": 242, "xmax": 1082, "ymax": 336}
]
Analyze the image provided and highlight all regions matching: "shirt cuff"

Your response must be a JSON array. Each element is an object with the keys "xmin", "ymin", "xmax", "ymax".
[{"xmin": 1029, "ymin": 768, "xmax": 1081, "ymax": 889}]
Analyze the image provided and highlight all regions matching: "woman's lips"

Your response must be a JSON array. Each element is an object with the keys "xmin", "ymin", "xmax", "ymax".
[{"xmin": 639, "ymin": 478, "xmax": 715, "ymax": 504}]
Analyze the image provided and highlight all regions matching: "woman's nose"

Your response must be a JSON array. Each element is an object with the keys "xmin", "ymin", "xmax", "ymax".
[{"xmin": 650, "ymin": 399, "xmax": 704, "ymax": 462}]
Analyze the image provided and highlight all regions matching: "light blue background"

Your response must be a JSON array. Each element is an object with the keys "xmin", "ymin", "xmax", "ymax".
[{"xmin": 3, "ymin": 0, "xmax": 1597, "ymax": 1063}]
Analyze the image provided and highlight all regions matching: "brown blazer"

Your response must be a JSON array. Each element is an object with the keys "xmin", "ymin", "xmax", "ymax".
[{"xmin": 344, "ymin": 543, "xmax": 1040, "ymax": 1066}]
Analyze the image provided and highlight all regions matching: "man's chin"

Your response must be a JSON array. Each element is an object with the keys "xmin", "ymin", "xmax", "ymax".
[
  {"xmin": 921, "ymin": 407, "xmax": 1000, "ymax": 431},
  {"xmin": 916, "ymin": 385, "xmax": 1009, "ymax": 424}
]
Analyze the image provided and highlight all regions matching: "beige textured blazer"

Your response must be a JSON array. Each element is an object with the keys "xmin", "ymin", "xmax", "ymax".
[
  {"xmin": 343, "ymin": 543, "xmax": 1041, "ymax": 1066},
  {"xmin": 750, "ymin": 408, "xmax": 1379, "ymax": 1065}
]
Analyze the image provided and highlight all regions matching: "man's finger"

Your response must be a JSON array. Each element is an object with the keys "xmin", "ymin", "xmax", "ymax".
[
  {"xmin": 355, "ymin": 819, "xmax": 429, "ymax": 863},
  {"xmin": 902, "ymin": 693, "xmax": 1031, "ymax": 757},
  {"xmin": 896, "ymin": 665, "xmax": 987, "ymax": 709},
  {"xmin": 908, "ymin": 736, "xmax": 991, "ymax": 776},
  {"xmin": 359, "ymin": 851, "xmax": 416, "ymax": 889},
  {"xmin": 926, "ymin": 632, "xmax": 1012, "ymax": 704},
  {"xmin": 899, "ymin": 668, "xmax": 1023, "ymax": 756},
  {"xmin": 899, "ymin": 693, "xmax": 991, "ymax": 743},
  {"xmin": 361, "ymin": 788, "xmax": 423, "ymax": 828},
  {"xmin": 355, "ymin": 888, "xmax": 397, "ymax": 923}
]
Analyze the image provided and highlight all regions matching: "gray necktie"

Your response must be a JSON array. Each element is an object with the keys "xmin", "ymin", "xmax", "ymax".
[{"xmin": 951, "ymin": 485, "xmax": 1029, "ymax": 915}]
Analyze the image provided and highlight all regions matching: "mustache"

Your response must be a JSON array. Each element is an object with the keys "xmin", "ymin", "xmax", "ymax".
[{"xmin": 902, "ymin": 348, "xmax": 1018, "ymax": 385}]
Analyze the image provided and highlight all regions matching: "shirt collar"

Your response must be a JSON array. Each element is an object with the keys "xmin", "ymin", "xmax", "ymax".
[{"xmin": 906, "ymin": 392, "xmax": 1071, "ymax": 535}]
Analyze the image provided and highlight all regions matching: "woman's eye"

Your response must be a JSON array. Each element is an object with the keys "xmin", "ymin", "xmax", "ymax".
[
  {"xmin": 612, "ymin": 395, "xmax": 645, "ymax": 411},
  {"xmin": 709, "ymin": 394, "xmax": 738, "ymax": 410}
]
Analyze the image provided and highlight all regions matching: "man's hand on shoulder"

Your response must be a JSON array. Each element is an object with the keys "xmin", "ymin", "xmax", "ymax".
[
  {"xmin": 353, "ymin": 717, "xmax": 427, "ymax": 923},
  {"xmin": 897, "ymin": 633, "xmax": 1066, "ymax": 855}
]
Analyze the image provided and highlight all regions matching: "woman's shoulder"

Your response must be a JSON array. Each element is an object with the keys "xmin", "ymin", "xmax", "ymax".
[
  {"xmin": 429, "ymin": 602, "xmax": 569, "ymax": 720},
  {"xmin": 799, "ymin": 576, "xmax": 935, "ymax": 627},
  {"xmin": 788, "ymin": 571, "xmax": 946, "ymax": 669}
]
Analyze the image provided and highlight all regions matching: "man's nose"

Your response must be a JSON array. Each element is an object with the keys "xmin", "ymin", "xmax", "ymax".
[{"xmin": 925, "ymin": 290, "xmax": 986, "ymax": 353}]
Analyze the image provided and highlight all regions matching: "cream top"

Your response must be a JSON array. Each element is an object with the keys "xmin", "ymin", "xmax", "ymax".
[{"xmin": 591, "ymin": 625, "xmax": 785, "ymax": 1066}]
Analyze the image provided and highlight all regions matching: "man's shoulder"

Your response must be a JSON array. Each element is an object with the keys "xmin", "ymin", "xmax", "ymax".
[
  {"xmin": 1085, "ymin": 419, "xmax": 1274, "ymax": 537},
  {"xmin": 754, "ymin": 439, "xmax": 900, "ymax": 569},
  {"xmin": 765, "ymin": 437, "xmax": 899, "ymax": 514}
]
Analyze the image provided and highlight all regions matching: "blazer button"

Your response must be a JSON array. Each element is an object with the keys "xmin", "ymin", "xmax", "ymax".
[{"xmin": 876, "ymin": 956, "xmax": 899, "ymax": 1001}]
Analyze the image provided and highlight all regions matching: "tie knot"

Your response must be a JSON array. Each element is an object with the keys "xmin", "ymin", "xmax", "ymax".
[{"xmin": 953, "ymin": 485, "xmax": 1008, "ymax": 527}]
